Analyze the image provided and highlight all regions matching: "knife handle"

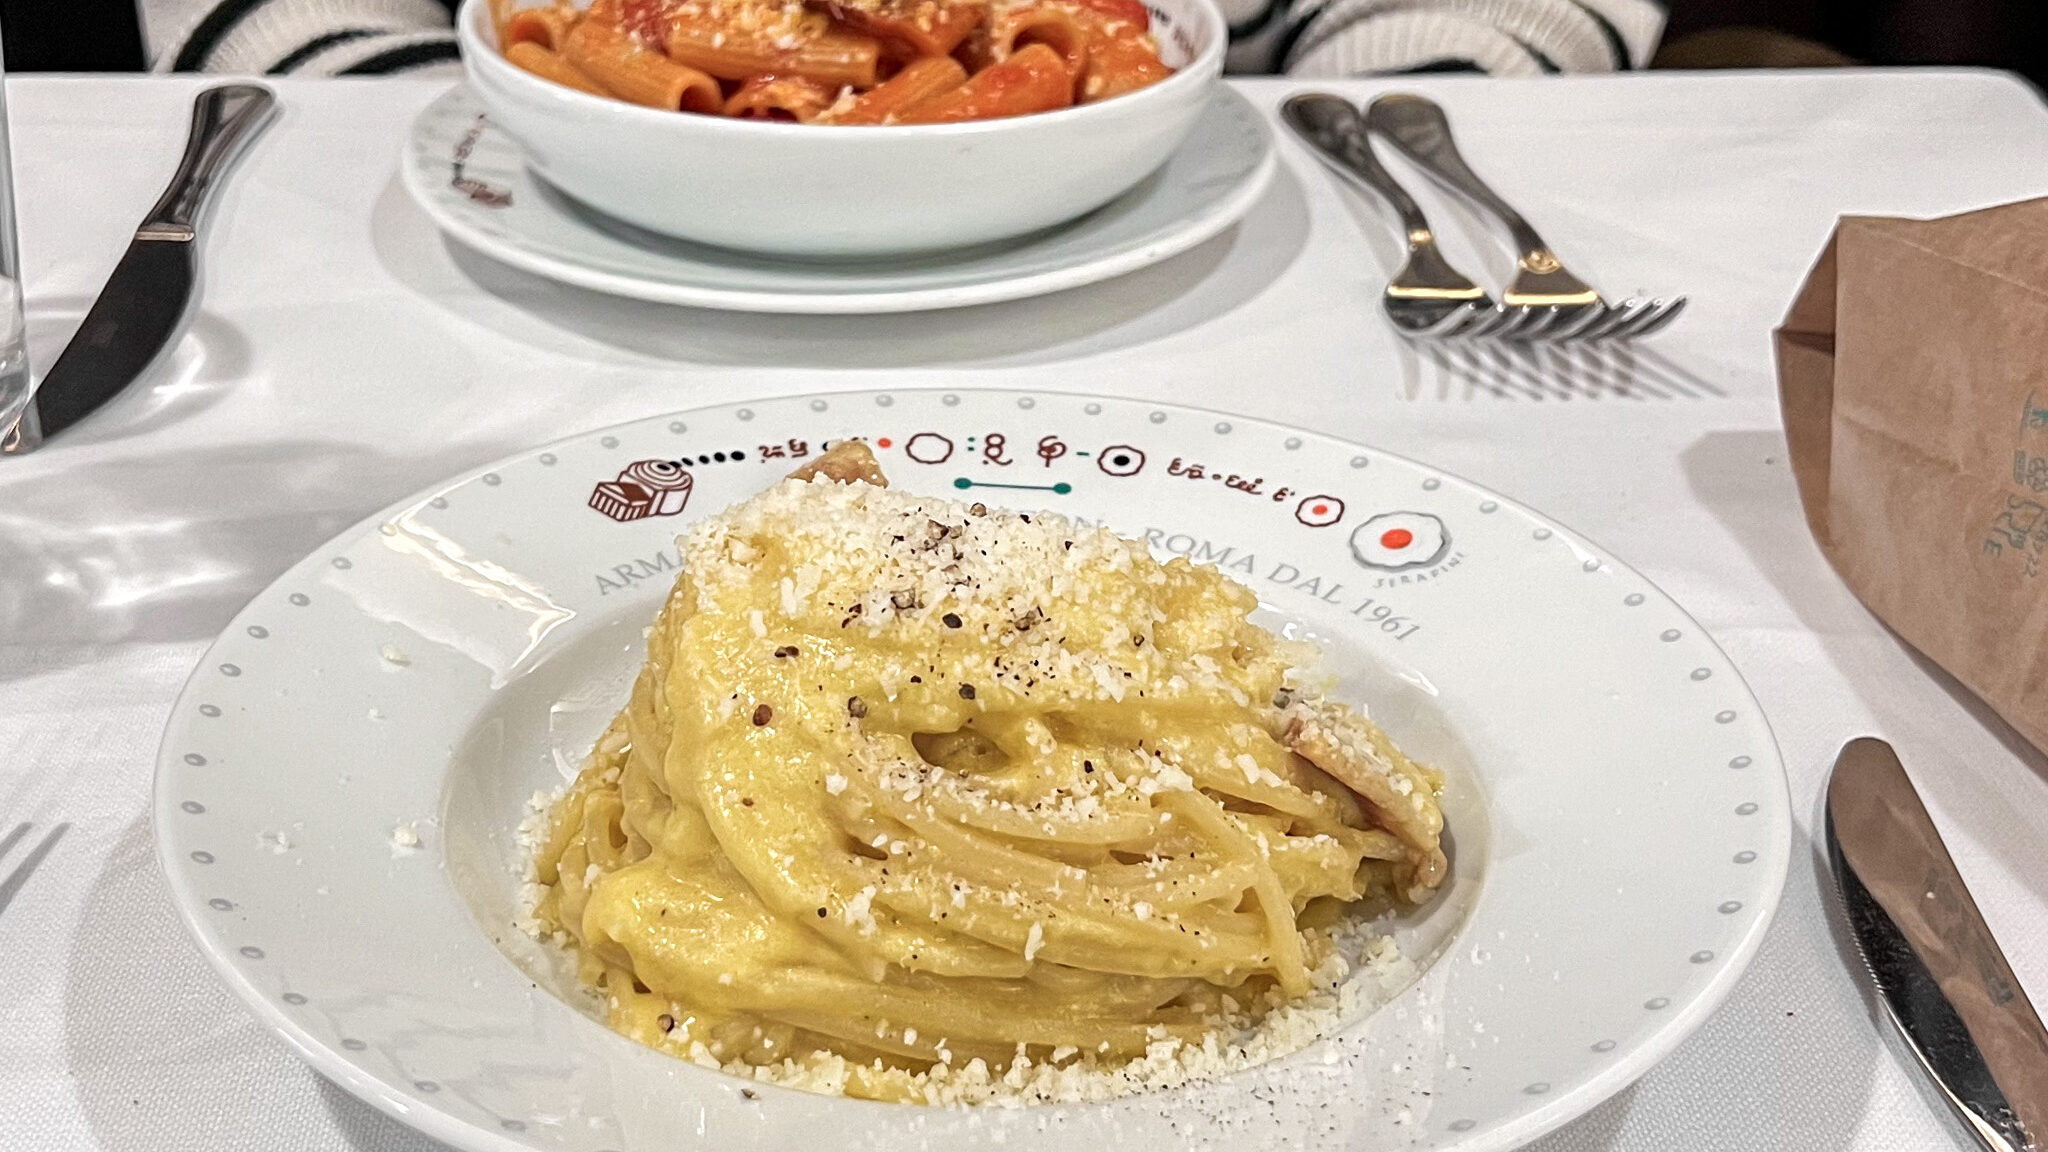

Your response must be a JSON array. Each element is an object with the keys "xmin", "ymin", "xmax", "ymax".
[{"xmin": 138, "ymin": 84, "xmax": 277, "ymax": 240}]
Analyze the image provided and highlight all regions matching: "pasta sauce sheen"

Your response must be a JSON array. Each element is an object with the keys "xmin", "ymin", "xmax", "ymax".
[{"xmin": 491, "ymin": 0, "xmax": 1175, "ymax": 122}]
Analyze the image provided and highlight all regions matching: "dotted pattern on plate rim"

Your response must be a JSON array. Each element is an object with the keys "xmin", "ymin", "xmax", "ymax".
[{"xmin": 167, "ymin": 389, "xmax": 1778, "ymax": 1140}]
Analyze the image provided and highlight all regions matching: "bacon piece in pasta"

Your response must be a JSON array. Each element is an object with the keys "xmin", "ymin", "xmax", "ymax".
[
  {"xmin": 1281, "ymin": 696, "xmax": 1447, "ymax": 903},
  {"xmin": 786, "ymin": 440, "xmax": 890, "ymax": 485}
]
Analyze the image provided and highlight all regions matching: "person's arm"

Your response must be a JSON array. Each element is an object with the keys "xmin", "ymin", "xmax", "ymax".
[
  {"xmin": 149, "ymin": 0, "xmax": 461, "ymax": 76},
  {"xmin": 1222, "ymin": 0, "xmax": 1663, "ymax": 78}
]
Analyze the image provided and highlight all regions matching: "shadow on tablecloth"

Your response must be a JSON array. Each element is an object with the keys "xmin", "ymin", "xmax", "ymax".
[
  {"xmin": 64, "ymin": 816, "xmax": 449, "ymax": 1152},
  {"xmin": 16, "ymin": 296, "xmax": 255, "ymax": 450},
  {"xmin": 1538, "ymin": 426, "xmax": 2048, "ymax": 1148},
  {"xmin": 1390, "ymin": 341, "xmax": 1728, "ymax": 404},
  {"xmin": 1480, "ymin": 428, "xmax": 1915, "ymax": 1149},
  {"xmin": 1680, "ymin": 429, "xmax": 2048, "ymax": 909},
  {"xmin": 368, "ymin": 166, "xmax": 1312, "ymax": 371}
]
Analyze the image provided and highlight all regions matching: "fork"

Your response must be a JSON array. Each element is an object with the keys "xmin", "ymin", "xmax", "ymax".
[
  {"xmin": 1281, "ymin": 93, "xmax": 1516, "ymax": 339},
  {"xmin": 1365, "ymin": 93, "xmax": 1687, "ymax": 341},
  {"xmin": 0, "ymin": 820, "xmax": 69, "ymax": 918}
]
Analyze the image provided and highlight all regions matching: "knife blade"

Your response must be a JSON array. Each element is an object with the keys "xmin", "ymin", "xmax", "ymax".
[
  {"xmin": 1825, "ymin": 736, "xmax": 2048, "ymax": 1151},
  {"xmin": 0, "ymin": 83, "xmax": 275, "ymax": 455}
]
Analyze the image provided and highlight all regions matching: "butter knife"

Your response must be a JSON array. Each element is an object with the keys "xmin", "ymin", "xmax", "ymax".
[
  {"xmin": 1825, "ymin": 737, "xmax": 2048, "ymax": 1150},
  {"xmin": 1, "ymin": 83, "xmax": 275, "ymax": 455}
]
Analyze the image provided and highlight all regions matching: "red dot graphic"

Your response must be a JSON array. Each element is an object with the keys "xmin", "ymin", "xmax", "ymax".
[
  {"xmin": 1311, "ymin": 504, "xmax": 1328, "ymax": 516},
  {"xmin": 1381, "ymin": 528, "xmax": 1414, "ymax": 549},
  {"xmin": 876, "ymin": 437, "xmax": 893, "ymax": 448}
]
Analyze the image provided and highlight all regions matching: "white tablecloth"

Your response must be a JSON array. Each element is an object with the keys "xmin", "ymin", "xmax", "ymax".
[{"xmin": 3, "ymin": 70, "xmax": 2046, "ymax": 1151}]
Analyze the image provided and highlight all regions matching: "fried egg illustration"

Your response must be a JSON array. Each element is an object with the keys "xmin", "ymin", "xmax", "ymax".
[
  {"xmin": 1294, "ymin": 495, "xmax": 1346, "ymax": 527},
  {"xmin": 1350, "ymin": 512, "xmax": 1450, "ymax": 571}
]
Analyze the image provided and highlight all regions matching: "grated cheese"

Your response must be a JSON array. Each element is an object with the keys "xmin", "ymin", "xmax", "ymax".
[
  {"xmin": 390, "ymin": 820, "xmax": 421, "ymax": 857},
  {"xmin": 643, "ymin": 923, "xmax": 1413, "ymax": 1105}
]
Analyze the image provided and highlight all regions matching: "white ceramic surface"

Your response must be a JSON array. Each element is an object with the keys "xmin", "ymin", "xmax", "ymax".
[
  {"xmin": 401, "ymin": 82, "xmax": 1274, "ymax": 313},
  {"xmin": 155, "ymin": 389, "xmax": 1791, "ymax": 1152},
  {"xmin": 456, "ymin": 0, "xmax": 1226, "ymax": 256}
]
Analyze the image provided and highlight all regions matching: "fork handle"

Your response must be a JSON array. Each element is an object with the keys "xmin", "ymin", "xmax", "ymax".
[
  {"xmin": 1281, "ymin": 94, "xmax": 1438, "ymax": 243},
  {"xmin": 1367, "ymin": 94, "xmax": 1553, "ymax": 267}
]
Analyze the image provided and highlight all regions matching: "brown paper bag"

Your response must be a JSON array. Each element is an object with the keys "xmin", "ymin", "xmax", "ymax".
[{"xmin": 1777, "ymin": 198, "xmax": 2048, "ymax": 754}]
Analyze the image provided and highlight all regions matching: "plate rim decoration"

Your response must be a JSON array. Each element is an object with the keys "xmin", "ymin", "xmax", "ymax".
[
  {"xmin": 155, "ymin": 387, "xmax": 1792, "ymax": 1152},
  {"xmin": 397, "ymin": 86, "xmax": 1278, "ymax": 315}
]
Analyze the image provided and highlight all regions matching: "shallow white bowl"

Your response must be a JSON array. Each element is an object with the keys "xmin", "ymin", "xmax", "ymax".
[
  {"xmin": 456, "ymin": 0, "xmax": 1227, "ymax": 257},
  {"xmin": 156, "ymin": 389, "xmax": 1791, "ymax": 1152}
]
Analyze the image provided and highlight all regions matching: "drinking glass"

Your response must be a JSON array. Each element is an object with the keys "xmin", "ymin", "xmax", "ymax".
[{"xmin": 0, "ymin": 23, "xmax": 32, "ymax": 453}]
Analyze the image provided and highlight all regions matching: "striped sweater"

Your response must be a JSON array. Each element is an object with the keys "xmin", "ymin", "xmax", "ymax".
[
  {"xmin": 149, "ymin": 0, "xmax": 1664, "ymax": 77},
  {"xmin": 150, "ymin": 0, "xmax": 464, "ymax": 75}
]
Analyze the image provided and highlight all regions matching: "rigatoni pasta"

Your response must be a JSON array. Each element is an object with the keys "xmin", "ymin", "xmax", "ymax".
[
  {"xmin": 827, "ymin": 55, "xmax": 967, "ymax": 123},
  {"xmin": 492, "ymin": 0, "xmax": 1176, "ymax": 124},
  {"xmin": 561, "ymin": 10, "xmax": 726, "ymax": 111}
]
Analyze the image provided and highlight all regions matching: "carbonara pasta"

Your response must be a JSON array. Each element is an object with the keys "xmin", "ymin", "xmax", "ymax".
[{"xmin": 528, "ymin": 443, "xmax": 1447, "ymax": 1102}]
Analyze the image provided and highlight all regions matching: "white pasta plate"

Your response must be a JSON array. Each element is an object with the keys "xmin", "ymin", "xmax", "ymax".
[
  {"xmin": 155, "ymin": 388, "xmax": 1791, "ymax": 1152},
  {"xmin": 399, "ymin": 85, "xmax": 1275, "ymax": 313}
]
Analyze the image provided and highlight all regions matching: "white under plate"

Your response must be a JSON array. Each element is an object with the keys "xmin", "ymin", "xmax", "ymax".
[
  {"xmin": 157, "ymin": 388, "xmax": 1790, "ymax": 1152},
  {"xmin": 398, "ymin": 86, "xmax": 1277, "ymax": 314}
]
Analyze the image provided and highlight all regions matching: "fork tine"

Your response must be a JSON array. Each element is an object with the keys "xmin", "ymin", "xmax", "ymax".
[
  {"xmin": 1430, "ymin": 303, "xmax": 1492, "ymax": 338},
  {"xmin": 1559, "ymin": 300, "xmax": 1620, "ymax": 342},
  {"xmin": 1423, "ymin": 303, "xmax": 1484, "ymax": 339},
  {"xmin": 1547, "ymin": 306, "xmax": 1610, "ymax": 342},
  {"xmin": 1497, "ymin": 307, "xmax": 1550, "ymax": 342},
  {"xmin": 1528, "ymin": 307, "xmax": 1583, "ymax": 341},
  {"xmin": 1503, "ymin": 306, "xmax": 1561, "ymax": 341},
  {"xmin": 1535, "ymin": 306, "xmax": 1603, "ymax": 343},
  {"xmin": 1457, "ymin": 305, "xmax": 1517, "ymax": 340},
  {"xmin": 1485, "ymin": 306, "xmax": 1531, "ymax": 341},
  {"xmin": 1616, "ymin": 297, "xmax": 1687, "ymax": 339},
  {"xmin": 1407, "ymin": 311, "xmax": 1462, "ymax": 339},
  {"xmin": 1388, "ymin": 303, "xmax": 1471, "ymax": 339},
  {"xmin": 1592, "ymin": 299, "xmax": 1658, "ymax": 341},
  {"xmin": 1574, "ymin": 300, "xmax": 1646, "ymax": 343},
  {"xmin": 1454, "ymin": 303, "xmax": 1515, "ymax": 339}
]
